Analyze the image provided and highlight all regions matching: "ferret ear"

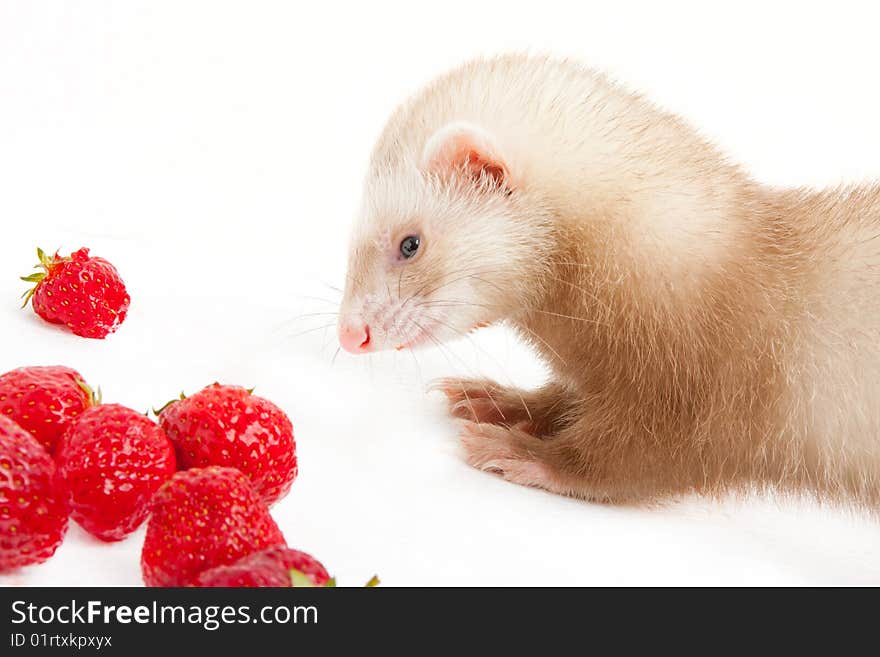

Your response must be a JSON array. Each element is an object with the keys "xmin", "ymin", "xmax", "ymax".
[{"xmin": 420, "ymin": 122, "xmax": 514, "ymax": 191}]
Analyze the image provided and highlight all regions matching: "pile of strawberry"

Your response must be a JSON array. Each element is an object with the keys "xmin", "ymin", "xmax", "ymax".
[
  {"xmin": 0, "ymin": 363, "xmax": 338, "ymax": 586},
  {"xmin": 4, "ymin": 247, "xmax": 373, "ymax": 586}
]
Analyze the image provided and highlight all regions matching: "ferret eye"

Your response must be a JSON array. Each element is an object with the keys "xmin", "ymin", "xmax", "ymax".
[{"xmin": 399, "ymin": 235, "xmax": 421, "ymax": 259}]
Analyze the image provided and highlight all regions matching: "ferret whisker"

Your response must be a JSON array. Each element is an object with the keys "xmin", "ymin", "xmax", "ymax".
[
  {"xmin": 412, "ymin": 319, "xmax": 488, "ymax": 422},
  {"xmin": 525, "ymin": 307, "xmax": 609, "ymax": 327},
  {"xmin": 405, "ymin": 265, "xmax": 494, "ymax": 303},
  {"xmin": 283, "ymin": 322, "xmax": 338, "ymax": 341},
  {"xmin": 415, "ymin": 298, "xmax": 496, "ymax": 311},
  {"xmin": 414, "ymin": 300, "xmax": 572, "ymax": 371},
  {"xmin": 290, "ymin": 311, "xmax": 340, "ymax": 319},
  {"xmin": 459, "ymin": 273, "xmax": 509, "ymax": 297},
  {"xmin": 401, "ymin": 324, "xmax": 425, "ymax": 386},
  {"xmin": 420, "ymin": 312, "xmax": 531, "ymax": 422},
  {"xmin": 296, "ymin": 295, "xmax": 343, "ymax": 306},
  {"xmin": 272, "ymin": 312, "xmax": 341, "ymax": 333},
  {"xmin": 416, "ymin": 266, "xmax": 510, "ymax": 299},
  {"xmin": 516, "ymin": 323, "xmax": 567, "ymax": 366},
  {"xmin": 550, "ymin": 260, "xmax": 594, "ymax": 269},
  {"xmin": 388, "ymin": 308, "xmax": 424, "ymax": 385},
  {"xmin": 544, "ymin": 274, "xmax": 607, "ymax": 309}
]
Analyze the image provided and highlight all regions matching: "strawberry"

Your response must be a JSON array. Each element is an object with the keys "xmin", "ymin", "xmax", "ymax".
[
  {"xmin": 141, "ymin": 466, "xmax": 286, "ymax": 587},
  {"xmin": 0, "ymin": 416, "xmax": 69, "ymax": 571},
  {"xmin": 55, "ymin": 404, "xmax": 176, "ymax": 542},
  {"xmin": 196, "ymin": 545, "xmax": 332, "ymax": 587},
  {"xmin": 21, "ymin": 247, "xmax": 130, "ymax": 339},
  {"xmin": 0, "ymin": 365, "xmax": 98, "ymax": 454},
  {"xmin": 157, "ymin": 384, "xmax": 297, "ymax": 505}
]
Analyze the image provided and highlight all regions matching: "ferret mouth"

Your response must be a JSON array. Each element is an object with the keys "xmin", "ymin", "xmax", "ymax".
[{"xmin": 393, "ymin": 319, "xmax": 438, "ymax": 351}]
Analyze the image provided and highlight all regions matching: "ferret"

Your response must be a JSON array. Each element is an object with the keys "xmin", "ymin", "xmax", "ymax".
[{"xmin": 337, "ymin": 54, "xmax": 880, "ymax": 508}]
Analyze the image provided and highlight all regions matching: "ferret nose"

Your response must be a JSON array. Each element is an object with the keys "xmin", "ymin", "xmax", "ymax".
[{"xmin": 339, "ymin": 320, "xmax": 372, "ymax": 354}]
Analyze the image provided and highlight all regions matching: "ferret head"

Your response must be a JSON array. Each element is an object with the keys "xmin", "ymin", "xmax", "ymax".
[{"xmin": 338, "ymin": 121, "xmax": 551, "ymax": 354}]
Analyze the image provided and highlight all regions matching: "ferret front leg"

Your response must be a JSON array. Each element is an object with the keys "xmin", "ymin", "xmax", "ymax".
[
  {"xmin": 458, "ymin": 420, "xmax": 564, "ymax": 491},
  {"xmin": 432, "ymin": 378, "xmax": 573, "ymax": 434},
  {"xmin": 457, "ymin": 412, "xmax": 649, "ymax": 503}
]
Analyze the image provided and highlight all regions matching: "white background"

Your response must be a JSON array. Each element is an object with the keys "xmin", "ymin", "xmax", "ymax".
[{"xmin": 1, "ymin": 1, "xmax": 879, "ymax": 586}]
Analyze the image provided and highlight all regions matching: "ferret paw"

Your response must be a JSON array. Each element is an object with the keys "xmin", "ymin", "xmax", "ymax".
[
  {"xmin": 458, "ymin": 421, "xmax": 556, "ymax": 491},
  {"xmin": 430, "ymin": 377, "xmax": 530, "ymax": 425}
]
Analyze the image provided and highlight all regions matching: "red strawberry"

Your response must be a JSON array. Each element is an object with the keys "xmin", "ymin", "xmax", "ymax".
[
  {"xmin": 0, "ymin": 366, "xmax": 98, "ymax": 454},
  {"xmin": 55, "ymin": 404, "xmax": 176, "ymax": 542},
  {"xmin": 21, "ymin": 247, "xmax": 130, "ymax": 339},
  {"xmin": 0, "ymin": 416, "xmax": 69, "ymax": 571},
  {"xmin": 196, "ymin": 545, "xmax": 331, "ymax": 587},
  {"xmin": 141, "ymin": 466, "xmax": 286, "ymax": 587},
  {"xmin": 157, "ymin": 384, "xmax": 297, "ymax": 505}
]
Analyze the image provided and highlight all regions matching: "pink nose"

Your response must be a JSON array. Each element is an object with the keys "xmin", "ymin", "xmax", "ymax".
[{"xmin": 339, "ymin": 321, "xmax": 372, "ymax": 354}]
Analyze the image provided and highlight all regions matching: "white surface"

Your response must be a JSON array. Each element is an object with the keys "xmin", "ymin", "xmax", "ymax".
[{"xmin": 1, "ymin": 1, "xmax": 879, "ymax": 586}]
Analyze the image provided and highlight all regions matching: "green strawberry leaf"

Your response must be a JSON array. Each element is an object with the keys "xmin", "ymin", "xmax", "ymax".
[
  {"xmin": 289, "ymin": 569, "xmax": 318, "ymax": 588},
  {"xmin": 152, "ymin": 392, "xmax": 186, "ymax": 416},
  {"xmin": 288, "ymin": 569, "xmax": 379, "ymax": 588},
  {"xmin": 74, "ymin": 378, "xmax": 101, "ymax": 406},
  {"xmin": 19, "ymin": 288, "xmax": 36, "ymax": 309}
]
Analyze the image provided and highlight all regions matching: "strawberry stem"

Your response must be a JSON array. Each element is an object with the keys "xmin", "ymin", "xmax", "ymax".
[
  {"xmin": 75, "ymin": 378, "xmax": 101, "ymax": 406},
  {"xmin": 289, "ymin": 569, "xmax": 318, "ymax": 587},
  {"xmin": 287, "ymin": 570, "xmax": 380, "ymax": 588},
  {"xmin": 20, "ymin": 247, "xmax": 67, "ymax": 309},
  {"xmin": 152, "ymin": 392, "xmax": 186, "ymax": 416}
]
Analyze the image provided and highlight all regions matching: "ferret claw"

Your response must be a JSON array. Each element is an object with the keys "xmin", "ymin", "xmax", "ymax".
[{"xmin": 458, "ymin": 421, "xmax": 557, "ymax": 491}]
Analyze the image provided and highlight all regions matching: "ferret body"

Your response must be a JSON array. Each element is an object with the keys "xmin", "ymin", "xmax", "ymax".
[{"xmin": 339, "ymin": 55, "xmax": 880, "ymax": 507}]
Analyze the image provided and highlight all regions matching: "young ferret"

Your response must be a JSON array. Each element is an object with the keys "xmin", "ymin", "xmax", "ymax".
[{"xmin": 337, "ymin": 54, "xmax": 880, "ymax": 507}]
